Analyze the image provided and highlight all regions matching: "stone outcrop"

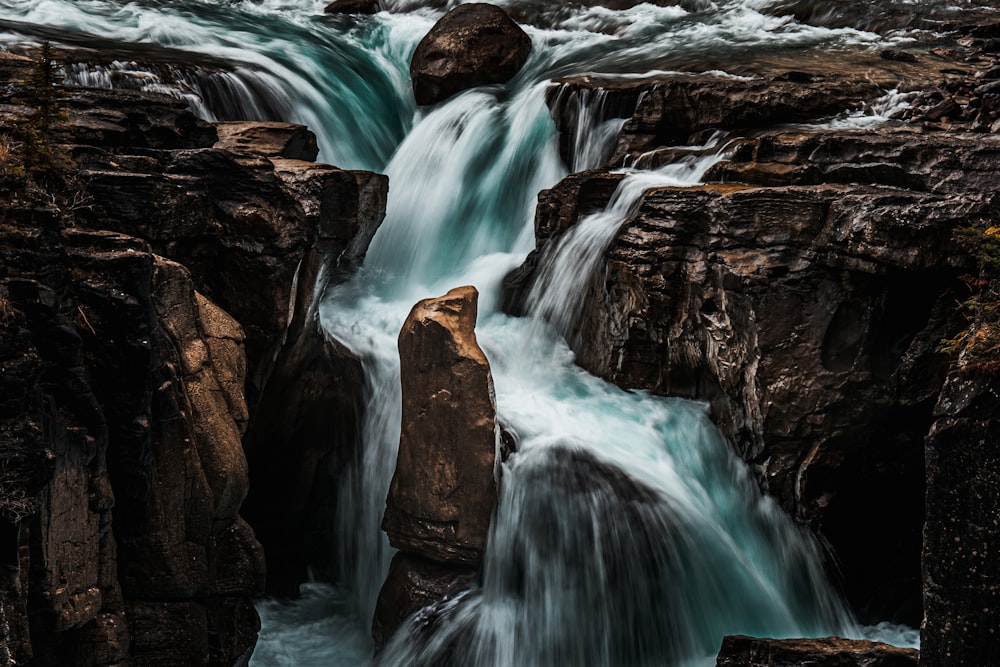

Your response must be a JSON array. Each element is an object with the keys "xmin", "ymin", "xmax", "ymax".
[
  {"xmin": 375, "ymin": 286, "xmax": 498, "ymax": 644},
  {"xmin": 716, "ymin": 635, "xmax": 918, "ymax": 667},
  {"xmin": 1, "ymin": 52, "xmax": 387, "ymax": 661},
  {"xmin": 383, "ymin": 285, "xmax": 498, "ymax": 563},
  {"xmin": 371, "ymin": 552, "xmax": 476, "ymax": 648},
  {"xmin": 921, "ymin": 366, "xmax": 1000, "ymax": 666},
  {"xmin": 0, "ymin": 217, "xmax": 264, "ymax": 666},
  {"xmin": 212, "ymin": 121, "xmax": 319, "ymax": 161},
  {"xmin": 410, "ymin": 3, "xmax": 532, "ymax": 106},
  {"xmin": 60, "ymin": 87, "xmax": 390, "ymax": 597},
  {"xmin": 547, "ymin": 64, "xmax": 925, "ymax": 169},
  {"xmin": 505, "ymin": 56, "xmax": 1000, "ymax": 626}
]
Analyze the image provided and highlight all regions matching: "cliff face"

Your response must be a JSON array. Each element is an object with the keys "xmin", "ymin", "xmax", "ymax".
[
  {"xmin": 508, "ymin": 42, "xmax": 1000, "ymax": 632},
  {"xmin": 1, "ymin": 53, "xmax": 386, "ymax": 664}
]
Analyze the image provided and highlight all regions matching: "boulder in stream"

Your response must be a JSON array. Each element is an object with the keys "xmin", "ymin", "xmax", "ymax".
[
  {"xmin": 410, "ymin": 3, "xmax": 532, "ymax": 106},
  {"xmin": 382, "ymin": 285, "xmax": 499, "ymax": 565}
]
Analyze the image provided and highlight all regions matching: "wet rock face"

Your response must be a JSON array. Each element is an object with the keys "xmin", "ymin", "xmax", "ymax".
[
  {"xmin": 376, "ymin": 286, "xmax": 498, "ymax": 646},
  {"xmin": 65, "ymin": 88, "xmax": 390, "ymax": 598},
  {"xmin": 371, "ymin": 552, "xmax": 476, "ymax": 649},
  {"xmin": 566, "ymin": 183, "xmax": 967, "ymax": 623},
  {"xmin": 383, "ymin": 285, "xmax": 499, "ymax": 564},
  {"xmin": 410, "ymin": 3, "xmax": 532, "ymax": 106},
  {"xmin": 922, "ymin": 367, "xmax": 1000, "ymax": 667},
  {"xmin": 716, "ymin": 635, "xmax": 918, "ymax": 667},
  {"xmin": 212, "ymin": 121, "xmax": 319, "ymax": 161},
  {"xmin": 2, "ymin": 55, "xmax": 387, "ymax": 662},
  {"xmin": 0, "ymin": 221, "xmax": 264, "ymax": 666},
  {"xmin": 509, "ymin": 57, "xmax": 1000, "ymax": 626}
]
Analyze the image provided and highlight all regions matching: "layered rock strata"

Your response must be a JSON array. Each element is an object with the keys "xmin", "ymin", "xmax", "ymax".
[
  {"xmin": 1, "ymin": 218, "xmax": 264, "ymax": 666},
  {"xmin": 508, "ymin": 57, "xmax": 1000, "ymax": 629},
  {"xmin": 1, "ymin": 53, "xmax": 387, "ymax": 662},
  {"xmin": 375, "ymin": 286, "xmax": 499, "ymax": 645}
]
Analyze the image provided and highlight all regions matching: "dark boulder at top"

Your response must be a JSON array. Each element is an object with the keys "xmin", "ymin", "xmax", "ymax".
[
  {"xmin": 410, "ymin": 3, "xmax": 532, "ymax": 106},
  {"xmin": 324, "ymin": 0, "xmax": 381, "ymax": 15}
]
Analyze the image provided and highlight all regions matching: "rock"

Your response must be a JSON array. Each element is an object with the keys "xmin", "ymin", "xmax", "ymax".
[
  {"xmin": 922, "ymin": 367, "xmax": 1000, "ymax": 666},
  {"xmin": 375, "ymin": 286, "xmax": 497, "ymax": 646},
  {"xmin": 212, "ymin": 121, "xmax": 319, "ymax": 161},
  {"xmin": 72, "ymin": 128, "xmax": 387, "ymax": 413},
  {"xmin": 0, "ymin": 218, "xmax": 264, "ymax": 665},
  {"xmin": 706, "ymin": 129, "xmax": 1000, "ymax": 195},
  {"xmin": 382, "ymin": 285, "xmax": 499, "ymax": 564},
  {"xmin": 324, "ymin": 0, "xmax": 381, "ymax": 14},
  {"xmin": 715, "ymin": 635, "xmax": 918, "ymax": 666},
  {"xmin": 551, "ymin": 71, "xmax": 893, "ymax": 166},
  {"xmin": 239, "ymin": 248, "xmax": 368, "ymax": 596},
  {"xmin": 881, "ymin": 49, "xmax": 917, "ymax": 62},
  {"xmin": 508, "ymin": 175, "xmax": 984, "ymax": 624},
  {"xmin": 371, "ymin": 552, "xmax": 476, "ymax": 648},
  {"xmin": 0, "ymin": 68, "xmax": 387, "ymax": 661},
  {"xmin": 410, "ymin": 3, "xmax": 532, "ymax": 106}
]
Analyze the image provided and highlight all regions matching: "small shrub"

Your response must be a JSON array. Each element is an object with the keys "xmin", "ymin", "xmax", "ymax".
[{"xmin": 942, "ymin": 226, "xmax": 1000, "ymax": 371}]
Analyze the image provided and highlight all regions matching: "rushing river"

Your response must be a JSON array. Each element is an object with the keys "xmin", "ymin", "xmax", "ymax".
[{"xmin": 0, "ymin": 0, "xmax": 951, "ymax": 663}]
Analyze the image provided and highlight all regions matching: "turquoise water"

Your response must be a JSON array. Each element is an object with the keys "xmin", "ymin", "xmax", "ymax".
[{"xmin": 0, "ymin": 0, "xmax": 931, "ymax": 664}]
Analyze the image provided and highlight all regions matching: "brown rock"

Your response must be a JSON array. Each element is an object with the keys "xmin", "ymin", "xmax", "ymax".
[
  {"xmin": 371, "ymin": 552, "xmax": 476, "ymax": 648},
  {"xmin": 382, "ymin": 285, "xmax": 498, "ymax": 564},
  {"xmin": 212, "ymin": 121, "xmax": 319, "ymax": 161},
  {"xmin": 716, "ymin": 635, "xmax": 918, "ymax": 666},
  {"xmin": 507, "ymin": 175, "xmax": 981, "ymax": 624},
  {"xmin": 410, "ymin": 3, "xmax": 531, "ymax": 106},
  {"xmin": 0, "ymin": 220, "xmax": 264, "ymax": 665},
  {"xmin": 550, "ymin": 72, "xmax": 892, "ymax": 165}
]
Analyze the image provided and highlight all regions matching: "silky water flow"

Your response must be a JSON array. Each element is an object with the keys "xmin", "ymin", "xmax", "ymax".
[{"xmin": 0, "ymin": 0, "xmax": 938, "ymax": 663}]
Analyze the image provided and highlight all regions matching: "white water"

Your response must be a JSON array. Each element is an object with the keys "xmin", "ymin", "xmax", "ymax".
[{"xmin": 0, "ymin": 0, "xmax": 926, "ymax": 664}]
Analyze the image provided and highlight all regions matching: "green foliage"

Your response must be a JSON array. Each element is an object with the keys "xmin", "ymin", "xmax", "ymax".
[{"xmin": 941, "ymin": 225, "xmax": 1000, "ymax": 371}]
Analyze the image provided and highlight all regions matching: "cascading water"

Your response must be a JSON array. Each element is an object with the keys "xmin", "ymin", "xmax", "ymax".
[{"xmin": 0, "ymin": 0, "xmax": 939, "ymax": 664}]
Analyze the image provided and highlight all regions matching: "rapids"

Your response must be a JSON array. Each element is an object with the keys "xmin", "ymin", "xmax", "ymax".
[{"xmin": 0, "ymin": 0, "xmax": 953, "ymax": 664}]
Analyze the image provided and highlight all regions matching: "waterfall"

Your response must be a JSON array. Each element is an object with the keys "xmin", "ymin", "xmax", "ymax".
[
  {"xmin": 0, "ymin": 0, "xmax": 929, "ymax": 664},
  {"xmin": 525, "ymin": 133, "xmax": 730, "ymax": 346}
]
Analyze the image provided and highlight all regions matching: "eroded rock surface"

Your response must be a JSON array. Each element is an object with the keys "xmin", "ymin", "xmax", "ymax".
[
  {"xmin": 410, "ymin": 3, "xmax": 531, "ymax": 106},
  {"xmin": 383, "ymin": 285, "xmax": 498, "ymax": 564},
  {"xmin": 507, "ymin": 55, "xmax": 1000, "ymax": 625},
  {"xmin": 376, "ymin": 286, "xmax": 498, "ymax": 645},
  {"xmin": 1, "ymin": 53, "xmax": 387, "ymax": 662},
  {"xmin": 716, "ymin": 635, "xmax": 918, "ymax": 667},
  {"xmin": 0, "ymin": 220, "xmax": 264, "ymax": 666}
]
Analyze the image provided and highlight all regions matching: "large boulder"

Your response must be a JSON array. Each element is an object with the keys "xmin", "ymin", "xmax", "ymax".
[
  {"xmin": 382, "ymin": 285, "xmax": 498, "ymax": 564},
  {"xmin": 410, "ymin": 3, "xmax": 532, "ymax": 106},
  {"xmin": 375, "ymin": 286, "xmax": 498, "ymax": 647}
]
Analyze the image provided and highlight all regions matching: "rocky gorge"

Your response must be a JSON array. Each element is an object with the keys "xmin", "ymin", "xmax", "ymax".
[{"xmin": 0, "ymin": 1, "xmax": 999, "ymax": 666}]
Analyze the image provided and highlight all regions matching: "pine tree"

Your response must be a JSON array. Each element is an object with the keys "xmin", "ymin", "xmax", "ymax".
[{"xmin": 14, "ymin": 41, "xmax": 70, "ymax": 177}]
